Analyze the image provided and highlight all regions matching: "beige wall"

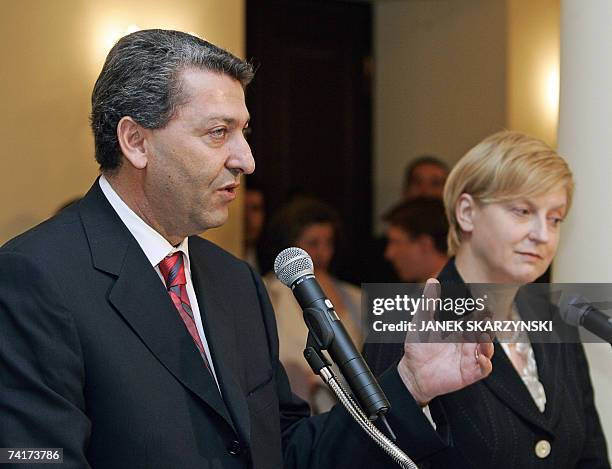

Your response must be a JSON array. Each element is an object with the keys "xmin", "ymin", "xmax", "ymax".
[
  {"xmin": 374, "ymin": 0, "xmax": 562, "ymax": 228},
  {"xmin": 0, "ymin": 0, "xmax": 246, "ymax": 256},
  {"xmin": 373, "ymin": 0, "xmax": 507, "ymax": 231}
]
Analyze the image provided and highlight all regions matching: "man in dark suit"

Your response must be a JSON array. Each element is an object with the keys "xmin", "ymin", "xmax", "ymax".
[{"xmin": 0, "ymin": 30, "xmax": 493, "ymax": 468}]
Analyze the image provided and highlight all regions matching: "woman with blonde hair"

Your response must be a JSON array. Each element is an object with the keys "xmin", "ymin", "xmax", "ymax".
[{"xmin": 365, "ymin": 130, "xmax": 609, "ymax": 468}]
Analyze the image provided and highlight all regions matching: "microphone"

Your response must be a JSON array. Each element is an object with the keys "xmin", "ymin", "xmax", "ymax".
[
  {"xmin": 274, "ymin": 247, "xmax": 391, "ymax": 420},
  {"xmin": 559, "ymin": 294, "xmax": 612, "ymax": 343}
]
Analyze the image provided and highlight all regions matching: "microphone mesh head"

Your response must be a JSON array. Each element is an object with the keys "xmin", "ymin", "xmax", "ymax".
[{"xmin": 274, "ymin": 247, "xmax": 314, "ymax": 286}]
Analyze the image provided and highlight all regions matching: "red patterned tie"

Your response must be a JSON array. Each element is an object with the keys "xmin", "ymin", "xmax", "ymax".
[{"xmin": 159, "ymin": 252, "xmax": 212, "ymax": 372}]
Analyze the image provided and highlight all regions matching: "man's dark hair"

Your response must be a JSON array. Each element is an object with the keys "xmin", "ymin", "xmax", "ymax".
[
  {"xmin": 403, "ymin": 155, "xmax": 449, "ymax": 188},
  {"xmin": 384, "ymin": 197, "xmax": 448, "ymax": 255},
  {"xmin": 90, "ymin": 29, "xmax": 254, "ymax": 171}
]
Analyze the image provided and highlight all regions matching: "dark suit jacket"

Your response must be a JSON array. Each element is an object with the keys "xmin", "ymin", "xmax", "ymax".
[
  {"xmin": 363, "ymin": 259, "xmax": 610, "ymax": 469},
  {"xmin": 0, "ymin": 181, "xmax": 448, "ymax": 469}
]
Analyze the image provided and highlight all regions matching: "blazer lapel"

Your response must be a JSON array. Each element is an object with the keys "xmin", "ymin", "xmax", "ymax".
[
  {"xmin": 530, "ymin": 341, "xmax": 562, "ymax": 429},
  {"xmin": 189, "ymin": 243, "xmax": 252, "ymax": 446},
  {"xmin": 79, "ymin": 181, "xmax": 235, "ymax": 432},
  {"xmin": 438, "ymin": 259, "xmax": 554, "ymax": 434},
  {"xmin": 483, "ymin": 343, "xmax": 552, "ymax": 434},
  {"xmin": 515, "ymin": 289, "xmax": 563, "ymax": 430}
]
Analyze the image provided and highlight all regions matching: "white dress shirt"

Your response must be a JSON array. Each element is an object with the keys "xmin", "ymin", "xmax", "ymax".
[{"xmin": 99, "ymin": 175, "xmax": 220, "ymax": 389}]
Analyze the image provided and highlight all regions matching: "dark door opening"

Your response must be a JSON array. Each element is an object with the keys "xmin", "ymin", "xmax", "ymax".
[{"xmin": 246, "ymin": 0, "xmax": 372, "ymax": 283}]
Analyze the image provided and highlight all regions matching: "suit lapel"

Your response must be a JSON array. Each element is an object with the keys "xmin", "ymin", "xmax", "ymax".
[
  {"xmin": 79, "ymin": 181, "xmax": 235, "ymax": 432},
  {"xmin": 189, "ymin": 242, "xmax": 252, "ymax": 445}
]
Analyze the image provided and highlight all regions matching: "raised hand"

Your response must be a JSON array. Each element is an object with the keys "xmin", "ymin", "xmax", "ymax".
[{"xmin": 397, "ymin": 279, "xmax": 494, "ymax": 406}]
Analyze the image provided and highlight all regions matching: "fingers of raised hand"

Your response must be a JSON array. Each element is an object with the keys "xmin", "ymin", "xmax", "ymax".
[
  {"xmin": 467, "ymin": 340, "xmax": 494, "ymax": 381},
  {"xmin": 413, "ymin": 278, "xmax": 441, "ymax": 341}
]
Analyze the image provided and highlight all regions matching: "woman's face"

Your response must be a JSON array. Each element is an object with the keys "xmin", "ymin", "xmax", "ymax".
[
  {"xmin": 296, "ymin": 222, "xmax": 335, "ymax": 272},
  {"xmin": 462, "ymin": 187, "xmax": 568, "ymax": 283}
]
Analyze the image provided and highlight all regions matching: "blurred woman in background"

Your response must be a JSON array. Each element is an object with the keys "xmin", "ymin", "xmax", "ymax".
[{"xmin": 262, "ymin": 197, "xmax": 362, "ymax": 412}]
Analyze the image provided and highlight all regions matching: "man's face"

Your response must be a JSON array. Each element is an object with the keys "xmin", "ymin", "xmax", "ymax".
[
  {"xmin": 385, "ymin": 225, "xmax": 430, "ymax": 282},
  {"xmin": 143, "ymin": 69, "xmax": 254, "ymax": 238},
  {"xmin": 404, "ymin": 163, "xmax": 447, "ymax": 199}
]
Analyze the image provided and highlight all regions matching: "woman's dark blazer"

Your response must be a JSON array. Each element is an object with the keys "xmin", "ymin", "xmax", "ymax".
[{"xmin": 363, "ymin": 259, "xmax": 610, "ymax": 469}]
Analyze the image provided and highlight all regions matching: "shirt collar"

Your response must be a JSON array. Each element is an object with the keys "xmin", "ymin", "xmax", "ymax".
[{"xmin": 98, "ymin": 175, "xmax": 190, "ymax": 269}]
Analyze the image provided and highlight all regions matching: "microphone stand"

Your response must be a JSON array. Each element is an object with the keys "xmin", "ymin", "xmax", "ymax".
[{"xmin": 303, "ymin": 333, "xmax": 419, "ymax": 469}]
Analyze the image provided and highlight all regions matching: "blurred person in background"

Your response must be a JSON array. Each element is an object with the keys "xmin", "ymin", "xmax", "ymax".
[
  {"xmin": 402, "ymin": 155, "xmax": 449, "ymax": 201},
  {"xmin": 364, "ymin": 197, "xmax": 449, "ymax": 391},
  {"xmin": 262, "ymin": 197, "xmax": 361, "ymax": 412},
  {"xmin": 384, "ymin": 197, "xmax": 449, "ymax": 283},
  {"xmin": 364, "ymin": 131, "xmax": 609, "ymax": 468},
  {"xmin": 361, "ymin": 155, "xmax": 449, "ymax": 283}
]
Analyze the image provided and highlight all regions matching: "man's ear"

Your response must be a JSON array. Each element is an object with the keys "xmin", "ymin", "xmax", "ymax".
[
  {"xmin": 116, "ymin": 116, "xmax": 148, "ymax": 170},
  {"xmin": 455, "ymin": 193, "xmax": 476, "ymax": 234}
]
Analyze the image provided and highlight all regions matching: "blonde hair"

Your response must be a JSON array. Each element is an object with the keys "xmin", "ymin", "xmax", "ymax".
[{"xmin": 444, "ymin": 130, "xmax": 574, "ymax": 256}]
